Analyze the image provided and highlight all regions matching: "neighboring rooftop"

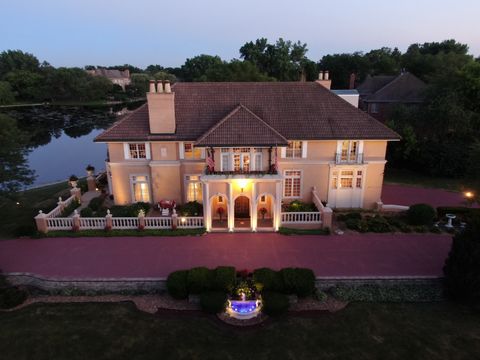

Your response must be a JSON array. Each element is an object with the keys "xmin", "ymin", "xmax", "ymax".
[
  {"xmin": 332, "ymin": 89, "xmax": 359, "ymax": 95},
  {"xmin": 87, "ymin": 68, "xmax": 130, "ymax": 79},
  {"xmin": 95, "ymin": 82, "xmax": 399, "ymax": 143},
  {"xmin": 357, "ymin": 72, "xmax": 427, "ymax": 103}
]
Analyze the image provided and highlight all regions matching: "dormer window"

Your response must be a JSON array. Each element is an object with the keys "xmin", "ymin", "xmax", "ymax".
[
  {"xmin": 286, "ymin": 141, "xmax": 302, "ymax": 158},
  {"xmin": 124, "ymin": 143, "xmax": 151, "ymax": 160}
]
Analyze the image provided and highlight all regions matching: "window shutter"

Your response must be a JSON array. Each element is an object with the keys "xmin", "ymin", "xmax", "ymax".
[
  {"xmin": 301, "ymin": 141, "xmax": 308, "ymax": 158},
  {"xmin": 123, "ymin": 143, "xmax": 130, "ymax": 160},
  {"xmin": 179, "ymin": 142, "xmax": 185, "ymax": 159},
  {"xmin": 145, "ymin": 143, "xmax": 151, "ymax": 159},
  {"xmin": 200, "ymin": 148, "xmax": 206, "ymax": 159},
  {"xmin": 336, "ymin": 141, "xmax": 342, "ymax": 155},
  {"xmin": 280, "ymin": 147, "xmax": 286, "ymax": 158}
]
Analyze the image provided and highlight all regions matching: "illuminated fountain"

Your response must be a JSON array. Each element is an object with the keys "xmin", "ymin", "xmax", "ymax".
[{"xmin": 226, "ymin": 291, "xmax": 262, "ymax": 320}]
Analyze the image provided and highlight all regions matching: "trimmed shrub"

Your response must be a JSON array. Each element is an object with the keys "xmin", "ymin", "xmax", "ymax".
[
  {"xmin": 280, "ymin": 268, "xmax": 297, "ymax": 294},
  {"xmin": 110, "ymin": 202, "xmax": 150, "ymax": 217},
  {"xmin": 166, "ymin": 270, "xmax": 189, "ymax": 299},
  {"xmin": 80, "ymin": 207, "xmax": 94, "ymax": 217},
  {"xmin": 345, "ymin": 218, "xmax": 369, "ymax": 232},
  {"xmin": 293, "ymin": 268, "xmax": 316, "ymax": 297},
  {"xmin": 262, "ymin": 291, "xmax": 289, "ymax": 316},
  {"xmin": 177, "ymin": 201, "xmax": 203, "ymax": 216},
  {"xmin": 366, "ymin": 216, "xmax": 393, "ymax": 233},
  {"xmin": 212, "ymin": 266, "xmax": 236, "ymax": 292},
  {"xmin": 407, "ymin": 204, "xmax": 436, "ymax": 226},
  {"xmin": 444, "ymin": 217, "xmax": 480, "ymax": 302},
  {"xmin": 253, "ymin": 268, "xmax": 284, "ymax": 292},
  {"xmin": 88, "ymin": 196, "xmax": 104, "ymax": 211},
  {"xmin": 285, "ymin": 200, "xmax": 317, "ymax": 212},
  {"xmin": 0, "ymin": 287, "xmax": 28, "ymax": 309},
  {"xmin": 200, "ymin": 291, "xmax": 227, "ymax": 314},
  {"xmin": 187, "ymin": 267, "xmax": 213, "ymax": 294},
  {"xmin": 337, "ymin": 212, "xmax": 362, "ymax": 221}
]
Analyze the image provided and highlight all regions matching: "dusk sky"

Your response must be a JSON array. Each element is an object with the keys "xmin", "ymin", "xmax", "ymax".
[{"xmin": 2, "ymin": 0, "xmax": 479, "ymax": 68}]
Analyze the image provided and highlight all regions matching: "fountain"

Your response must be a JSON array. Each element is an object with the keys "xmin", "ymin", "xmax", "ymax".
[
  {"xmin": 226, "ymin": 292, "xmax": 262, "ymax": 320},
  {"xmin": 445, "ymin": 213, "xmax": 456, "ymax": 229}
]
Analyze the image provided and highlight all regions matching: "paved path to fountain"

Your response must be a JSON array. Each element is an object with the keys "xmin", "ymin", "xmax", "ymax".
[{"xmin": 0, "ymin": 233, "xmax": 451, "ymax": 279}]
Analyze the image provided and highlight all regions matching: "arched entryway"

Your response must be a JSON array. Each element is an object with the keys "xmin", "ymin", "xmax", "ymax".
[
  {"xmin": 234, "ymin": 195, "xmax": 250, "ymax": 228},
  {"xmin": 211, "ymin": 194, "xmax": 228, "ymax": 229},
  {"xmin": 256, "ymin": 193, "xmax": 275, "ymax": 229}
]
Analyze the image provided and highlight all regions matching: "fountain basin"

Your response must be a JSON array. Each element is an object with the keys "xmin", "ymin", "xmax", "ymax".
[{"xmin": 226, "ymin": 299, "xmax": 262, "ymax": 319}]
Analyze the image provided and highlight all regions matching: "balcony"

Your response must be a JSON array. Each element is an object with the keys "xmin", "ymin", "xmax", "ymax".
[
  {"xmin": 335, "ymin": 152, "xmax": 364, "ymax": 165},
  {"xmin": 202, "ymin": 166, "xmax": 281, "ymax": 180}
]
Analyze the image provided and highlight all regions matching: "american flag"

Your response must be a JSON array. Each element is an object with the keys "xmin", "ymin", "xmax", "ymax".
[{"xmin": 206, "ymin": 148, "xmax": 215, "ymax": 171}]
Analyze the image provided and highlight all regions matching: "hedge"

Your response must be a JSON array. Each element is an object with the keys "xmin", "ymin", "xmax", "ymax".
[
  {"xmin": 166, "ymin": 270, "xmax": 189, "ymax": 299},
  {"xmin": 253, "ymin": 268, "xmax": 284, "ymax": 292},
  {"xmin": 0, "ymin": 287, "xmax": 28, "ymax": 309},
  {"xmin": 407, "ymin": 204, "xmax": 436, "ymax": 226},
  {"xmin": 212, "ymin": 266, "xmax": 236, "ymax": 292},
  {"xmin": 261, "ymin": 291, "xmax": 289, "ymax": 316},
  {"xmin": 200, "ymin": 291, "xmax": 227, "ymax": 314},
  {"xmin": 187, "ymin": 267, "xmax": 213, "ymax": 294}
]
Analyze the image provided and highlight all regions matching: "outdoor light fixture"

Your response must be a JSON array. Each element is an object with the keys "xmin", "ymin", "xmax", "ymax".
[
  {"xmin": 465, "ymin": 191, "xmax": 474, "ymax": 198},
  {"xmin": 181, "ymin": 217, "xmax": 186, "ymax": 223},
  {"xmin": 237, "ymin": 179, "xmax": 248, "ymax": 192}
]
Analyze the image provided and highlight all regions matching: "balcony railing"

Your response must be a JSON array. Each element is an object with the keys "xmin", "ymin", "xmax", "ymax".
[{"xmin": 335, "ymin": 152, "xmax": 364, "ymax": 164}]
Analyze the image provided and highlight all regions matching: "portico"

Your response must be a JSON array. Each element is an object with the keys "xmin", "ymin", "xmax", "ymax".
[{"xmin": 201, "ymin": 174, "xmax": 282, "ymax": 232}]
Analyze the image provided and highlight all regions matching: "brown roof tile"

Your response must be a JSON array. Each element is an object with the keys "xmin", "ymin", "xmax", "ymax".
[{"xmin": 95, "ymin": 82, "xmax": 400, "ymax": 142}]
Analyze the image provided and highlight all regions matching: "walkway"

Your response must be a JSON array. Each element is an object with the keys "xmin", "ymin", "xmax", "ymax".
[
  {"xmin": 0, "ymin": 233, "xmax": 452, "ymax": 279},
  {"xmin": 382, "ymin": 184, "xmax": 473, "ymax": 208}
]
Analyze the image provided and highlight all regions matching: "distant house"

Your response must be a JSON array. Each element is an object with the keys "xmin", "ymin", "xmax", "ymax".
[
  {"xmin": 86, "ymin": 68, "xmax": 131, "ymax": 90},
  {"xmin": 356, "ymin": 72, "xmax": 426, "ymax": 122}
]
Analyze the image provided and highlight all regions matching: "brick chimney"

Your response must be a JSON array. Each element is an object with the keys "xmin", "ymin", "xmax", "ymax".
[
  {"xmin": 349, "ymin": 73, "xmax": 356, "ymax": 89},
  {"xmin": 147, "ymin": 80, "xmax": 176, "ymax": 134},
  {"xmin": 316, "ymin": 71, "xmax": 331, "ymax": 90}
]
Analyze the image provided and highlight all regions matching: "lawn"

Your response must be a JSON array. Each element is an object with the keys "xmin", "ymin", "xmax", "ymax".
[{"xmin": 0, "ymin": 302, "xmax": 479, "ymax": 359}]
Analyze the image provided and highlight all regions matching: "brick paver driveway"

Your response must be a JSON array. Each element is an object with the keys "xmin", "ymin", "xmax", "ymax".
[{"xmin": 0, "ymin": 233, "xmax": 451, "ymax": 279}]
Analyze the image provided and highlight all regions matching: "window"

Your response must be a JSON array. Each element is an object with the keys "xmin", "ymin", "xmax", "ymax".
[
  {"xmin": 356, "ymin": 170, "xmax": 363, "ymax": 188},
  {"xmin": 184, "ymin": 143, "xmax": 202, "ymax": 160},
  {"xmin": 284, "ymin": 170, "xmax": 301, "ymax": 198},
  {"xmin": 232, "ymin": 148, "xmax": 250, "ymax": 172},
  {"xmin": 331, "ymin": 170, "xmax": 363, "ymax": 190},
  {"xmin": 370, "ymin": 103, "xmax": 379, "ymax": 113},
  {"xmin": 129, "ymin": 143, "xmax": 146, "ymax": 159},
  {"xmin": 218, "ymin": 195, "xmax": 224, "ymax": 204},
  {"xmin": 254, "ymin": 152, "xmax": 262, "ymax": 171},
  {"xmin": 331, "ymin": 171, "xmax": 338, "ymax": 189},
  {"xmin": 185, "ymin": 175, "xmax": 202, "ymax": 202},
  {"xmin": 340, "ymin": 140, "xmax": 359, "ymax": 162},
  {"xmin": 286, "ymin": 141, "xmax": 302, "ymax": 158},
  {"xmin": 131, "ymin": 175, "xmax": 150, "ymax": 202},
  {"xmin": 221, "ymin": 153, "xmax": 230, "ymax": 171},
  {"xmin": 260, "ymin": 195, "xmax": 266, "ymax": 203}
]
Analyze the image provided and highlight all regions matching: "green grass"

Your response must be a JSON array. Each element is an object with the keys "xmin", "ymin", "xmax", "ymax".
[
  {"xmin": 278, "ymin": 227, "xmax": 330, "ymax": 235},
  {"xmin": 384, "ymin": 167, "xmax": 475, "ymax": 191},
  {"xmin": 0, "ymin": 302, "xmax": 479, "ymax": 359},
  {"xmin": 38, "ymin": 228, "xmax": 206, "ymax": 238}
]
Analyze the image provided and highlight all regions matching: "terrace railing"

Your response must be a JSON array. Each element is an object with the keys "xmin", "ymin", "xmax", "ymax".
[
  {"xmin": 79, "ymin": 217, "xmax": 106, "ymax": 230},
  {"xmin": 46, "ymin": 217, "xmax": 73, "ymax": 230},
  {"xmin": 111, "ymin": 217, "xmax": 139, "ymax": 230},
  {"xmin": 144, "ymin": 217, "xmax": 171, "ymax": 229},
  {"xmin": 281, "ymin": 212, "xmax": 321, "ymax": 224},
  {"xmin": 177, "ymin": 216, "xmax": 204, "ymax": 228}
]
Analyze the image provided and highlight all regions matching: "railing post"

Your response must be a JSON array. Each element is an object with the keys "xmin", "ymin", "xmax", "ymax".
[
  {"xmin": 138, "ymin": 209, "xmax": 145, "ymax": 230},
  {"xmin": 72, "ymin": 210, "xmax": 80, "ymax": 232},
  {"xmin": 171, "ymin": 210, "xmax": 178, "ymax": 230},
  {"xmin": 322, "ymin": 207, "xmax": 333, "ymax": 230},
  {"xmin": 70, "ymin": 187, "xmax": 82, "ymax": 202},
  {"xmin": 35, "ymin": 210, "xmax": 48, "ymax": 233},
  {"xmin": 57, "ymin": 197, "xmax": 65, "ymax": 213},
  {"xmin": 105, "ymin": 209, "xmax": 112, "ymax": 231},
  {"xmin": 87, "ymin": 175, "xmax": 97, "ymax": 192}
]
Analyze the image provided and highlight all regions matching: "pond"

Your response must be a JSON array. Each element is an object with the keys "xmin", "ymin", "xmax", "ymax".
[{"xmin": 1, "ymin": 101, "xmax": 144, "ymax": 187}]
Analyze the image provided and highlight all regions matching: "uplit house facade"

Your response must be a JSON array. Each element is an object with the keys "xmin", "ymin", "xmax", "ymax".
[{"xmin": 95, "ymin": 74, "xmax": 399, "ymax": 232}]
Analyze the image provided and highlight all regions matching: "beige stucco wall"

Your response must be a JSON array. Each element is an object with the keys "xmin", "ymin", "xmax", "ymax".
[
  {"xmin": 108, "ymin": 143, "xmax": 125, "ymax": 162},
  {"xmin": 109, "ymin": 163, "xmax": 151, "ymax": 205},
  {"xmin": 151, "ymin": 142, "xmax": 178, "ymax": 161},
  {"xmin": 150, "ymin": 165, "xmax": 182, "ymax": 203},
  {"xmin": 363, "ymin": 141, "xmax": 387, "ymax": 160},
  {"xmin": 362, "ymin": 162, "xmax": 386, "ymax": 208}
]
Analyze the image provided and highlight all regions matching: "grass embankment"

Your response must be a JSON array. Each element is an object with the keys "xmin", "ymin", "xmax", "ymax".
[
  {"xmin": 39, "ymin": 228, "xmax": 206, "ymax": 238},
  {"xmin": 0, "ymin": 181, "xmax": 75, "ymax": 239},
  {"xmin": 0, "ymin": 302, "xmax": 479, "ymax": 359}
]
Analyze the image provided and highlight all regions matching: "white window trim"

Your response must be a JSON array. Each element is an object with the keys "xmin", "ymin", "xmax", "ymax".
[
  {"xmin": 184, "ymin": 174, "xmax": 202, "ymax": 203},
  {"xmin": 285, "ymin": 141, "xmax": 303, "ymax": 159},
  {"xmin": 179, "ymin": 142, "xmax": 185, "ymax": 159},
  {"xmin": 129, "ymin": 174, "xmax": 151, "ymax": 203},
  {"xmin": 301, "ymin": 141, "xmax": 308, "ymax": 158},
  {"xmin": 124, "ymin": 143, "xmax": 151, "ymax": 160},
  {"xmin": 283, "ymin": 169, "xmax": 303, "ymax": 199},
  {"xmin": 254, "ymin": 152, "xmax": 263, "ymax": 171},
  {"xmin": 337, "ymin": 140, "xmax": 363, "ymax": 163}
]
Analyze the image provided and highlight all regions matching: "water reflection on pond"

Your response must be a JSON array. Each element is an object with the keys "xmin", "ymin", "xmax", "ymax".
[{"xmin": 1, "ymin": 101, "xmax": 144, "ymax": 187}]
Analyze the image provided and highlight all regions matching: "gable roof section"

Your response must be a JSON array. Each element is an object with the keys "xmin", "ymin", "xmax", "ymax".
[
  {"xmin": 366, "ymin": 72, "xmax": 427, "ymax": 103},
  {"xmin": 95, "ymin": 82, "xmax": 400, "ymax": 143},
  {"xmin": 356, "ymin": 75, "xmax": 396, "ymax": 96},
  {"xmin": 196, "ymin": 104, "xmax": 288, "ymax": 147}
]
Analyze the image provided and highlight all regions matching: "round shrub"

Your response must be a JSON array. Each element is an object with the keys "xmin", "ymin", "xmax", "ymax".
[
  {"xmin": 212, "ymin": 266, "xmax": 236, "ymax": 292},
  {"xmin": 280, "ymin": 268, "xmax": 297, "ymax": 294},
  {"xmin": 166, "ymin": 270, "xmax": 189, "ymax": 299},
  {"xmin": 0, "ymin": 287, "xmax": 28, "ymax": 309},
  {"xmin": 262, "ymin": 291, "xmax": 289, "ymax": 316},
  {"xmin": 366, "ymin": 216, "xmax": 393, "ymax": 233},
  {"xmin": 200, "ymin": 291, "xmax": 227, "ymax": 314},
  {"xmin": 407, "ymin": 204, "xmax": 436, "ymax": 226},
  {"xmin": 187, "ymin": 267, "xmax": 213, "ymax": 294},
  {"xmin": 80, "ymin": 207, "xmax": 94, "ymax": 217},
  {"xmin": 313, "ymin": 289, "xmax": 328, "ymax": 302},
  {"xmin": 88, "ymin": 196, "xmax": 104, "ymax": 211},
  {"xmin": 293, "ymin": 268, "xmax": 316, "ymax": 297},
  {"xmin": 253, "ymin": 268, "xmax": 284, "ymax": 292}
]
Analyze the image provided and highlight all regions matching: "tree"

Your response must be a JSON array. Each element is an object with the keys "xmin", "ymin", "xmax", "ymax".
[
  {"xmin": 365, "ymin": 47, "xmax": 401, "ymax": 75},
  {"xmin": 318, "ymin": 52, "xmax": 370, "ymax": 88},
  {"xmin": 145, "ymin": 64, "xmax": 164, "ymax": 75},
  {"xmin": 153, "ymin": 71, "xmax": 177, "ymax": 83},
  {"xmin": 127, "ymin": 73, "xmax": 150, "ymax": 96},
  {"xmin": 444, "ymin": 216, "xmax": 480, "ymax": 302},
  {"xmin": 0, "ymin": 114, "xmax": 35, "ymax": 195},
  {"xmin": 180, "ymin": 55, "xmax": 223, "ymax": 81},
  {"xmin": 204, "ymin": 60, "xmax": 274, "ymax": 82},
  {"xmin": 0, "ymin": 50, "xmax": 40, "ymax": 79},
  {"xmin": 4, "ymin": 70, "xmax": 44, "ymax": 100},
  {"xmin": 240, "ymin": 38, "xmax": 310, "ymax": 81},
  {"xmin": 0, "ymin": 81, "xmax": 15, "ymax": 104},
  {"xmin": 107, "ymin": 64, "xmax": 143, "ymax": 74}
]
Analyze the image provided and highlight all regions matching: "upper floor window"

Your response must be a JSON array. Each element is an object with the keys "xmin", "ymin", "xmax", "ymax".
[
  {"xmin": 283, "ymin": 170, "xmax": 302, "ymax": 198},
  {"xmin": 339, "ymin": 140, "xmax": 360, "ymax": 163},
  {"xmin": 125, "ymin": 143, "xmax": 150, "ymax": 160},
  {"xmin": 184, "ymin": 143, "xmax": 203, "ymax": 160},
  {"xmin": 370, "ymin": 103, "xmax": 379, "ymax": 113},
  {"xmin": 286, "ymin": 141, "xmax": 303, "ymax": 158}
]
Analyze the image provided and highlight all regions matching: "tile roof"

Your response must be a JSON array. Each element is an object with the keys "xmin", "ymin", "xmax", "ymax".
[
  {"xmin": 95, "ymin": 82, "xmax": 400, "ymax": 143},
  {"xmin": 357, "ymin": 72, "xmax": 426, "ymax": 103},
  {"xmin": 195, "ymin": 104, "xmax": 288, "ymax": 147}
]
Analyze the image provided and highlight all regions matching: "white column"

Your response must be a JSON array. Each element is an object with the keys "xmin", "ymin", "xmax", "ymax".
[
  {"xmin": 251, "ymin": 182, "xmax": 257, "ymax": 231},
  {"xmin": 228, "ymin": 182, "xmax": 234, "ymax": 232},
  {"xmin": 250, "ymin": 147, "xmax": 255, "ymax": 171},
  {"xmin": 203, "ymin": 182, "xmax": 211, "ymax": 231},
  {"xmin": 275, "ymin": 180, "xmax": 282, "ymax": 231}
]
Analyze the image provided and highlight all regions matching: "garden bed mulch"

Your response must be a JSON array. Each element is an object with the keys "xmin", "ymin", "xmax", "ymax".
[
  {"xmin": 289, "ymin": 296, "xmax": 348, "ymax": 313},
  {"xmin": 0, "ymin": 294, "xmax": 199, "ymax": 314}
]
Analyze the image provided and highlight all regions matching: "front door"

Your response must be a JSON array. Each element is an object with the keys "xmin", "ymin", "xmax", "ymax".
[{"xmin": 234, "ymin": 196, "xmax": 250, "ymax": 218}]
